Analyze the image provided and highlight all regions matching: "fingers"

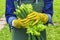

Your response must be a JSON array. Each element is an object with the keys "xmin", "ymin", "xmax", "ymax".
[
  {"xmin": 16, "ymin": 12, "xmax": 43, "ymax": 27},
  {"xmin": 24, "ymin": 19, "xmax": 30, "ymax": 24},
  {"xmin": 27, "ymin": 12, "xmax": 36, "ymax": 17},
  {"xmin": 32, "ymin": 16, "xmax": 40, "ymax": 25},
  {"xmin": 27, "ymin": 12, "xmax": 37, "ymax": 19},
  {"xmin": 21, "ymin": 18, "xmax": 28, "ymax": 22}
]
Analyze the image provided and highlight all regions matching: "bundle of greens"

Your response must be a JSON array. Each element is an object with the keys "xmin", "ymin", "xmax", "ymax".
[
  {"xmin": 14, "ymin": 4, "xmax": 47, "ymax": 40},
  {"xmin": 27, "ymin": 21, "xmax": 46, "ymax": 40},
  {"xmin": 14, "ymin": 4, "xmax": 33, "ymax": 19}
]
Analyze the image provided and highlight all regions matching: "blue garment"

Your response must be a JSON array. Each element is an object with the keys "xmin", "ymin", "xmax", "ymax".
[
  {"xmin": 5, "ymin": 0, "xmax": 53, "ymax": 29},
  {"xmin": 42, "ymin": 0, "xmax": 53, "ymax": 16}
]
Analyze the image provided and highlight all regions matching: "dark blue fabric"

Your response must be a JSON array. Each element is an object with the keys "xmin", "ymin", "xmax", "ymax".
[
  {"xmin": 42, "ymin": 0, "xmax": 53, "ymax": 16},
  {"xmin": 5, "ymin": 0, "xmax": 53, "ymax": 28},
  {"xmin": 5, "ymin": 0, "xmax": 16, "ymax": 23}
]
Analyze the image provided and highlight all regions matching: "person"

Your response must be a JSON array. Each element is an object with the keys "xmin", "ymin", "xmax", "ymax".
[{"xmin": 5, "ymin": 0, "xmax": 54, "ymax": 40}]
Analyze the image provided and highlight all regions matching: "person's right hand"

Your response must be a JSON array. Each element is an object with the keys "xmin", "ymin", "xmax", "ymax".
[
  {"xmin": 12, "ymin": 18, "xmax": 30, "ymax": 29},
  {"xmin": 12, "ymin": 18, "xmax": 24, "ymax": 28}
]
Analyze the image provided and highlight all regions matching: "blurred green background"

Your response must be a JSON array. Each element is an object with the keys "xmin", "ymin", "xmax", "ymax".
[
  {"xmin": 0, "ymin": 0, "xmax": 5, "ymax": 18},
  {"xmin": 0, "ymin": 0, "xmax": 60, "ymax": 40}
]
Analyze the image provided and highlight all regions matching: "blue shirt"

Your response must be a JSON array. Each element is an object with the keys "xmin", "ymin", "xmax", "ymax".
[{"xmin": 5, "ymin": 0, "xmax": 53, "ymax": 29}]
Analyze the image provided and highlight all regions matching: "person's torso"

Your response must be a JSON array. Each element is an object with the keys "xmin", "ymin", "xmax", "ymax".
[{"xmin": 14, "ymin": 0, "xmax": 44, "ymax": 12}]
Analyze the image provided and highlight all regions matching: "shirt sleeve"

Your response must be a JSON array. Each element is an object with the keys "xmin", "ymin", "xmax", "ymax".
[
  {"xmin": 5, "ymin": 0, "xmax": 16, "ymax": 26},
  {"xmin": 42, "ymin": 0, "xmax": 53, "ymax": 16}
]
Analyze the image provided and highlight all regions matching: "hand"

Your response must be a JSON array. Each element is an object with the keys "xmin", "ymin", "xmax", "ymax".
[
  {"xmin": 12, "ymin": 18, "xmax": 23, "ymax": 28},
  {"xmin": 12, "ymin": 18, "xmax": 30, "ymax": 28},
  {"xmin": 27, "ymin": 12, "xmax": 49, "ymax": 25}
]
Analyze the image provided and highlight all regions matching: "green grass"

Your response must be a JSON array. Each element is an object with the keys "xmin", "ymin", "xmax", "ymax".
[
  {"xmin": 0, "ymin": 24, "xmax": 11, "ymax": 40},
  {"xmin": 0, "ymin": 0, "xmax": 6, "ymax": 18},
  {"xmin": 47, "ymin": 0, "xmax": 60, "ymax": 40},
  {"xmin": 0, "ymin": 0, "xmax": 60, "ymax": 40}
]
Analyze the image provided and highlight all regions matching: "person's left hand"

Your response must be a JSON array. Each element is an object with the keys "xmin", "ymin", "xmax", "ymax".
[{"xmin": 27, "ymin": 12, "xmax": 49, "ymax": 25}]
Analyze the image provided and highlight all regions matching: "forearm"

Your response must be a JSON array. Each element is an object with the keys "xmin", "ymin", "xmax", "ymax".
[
  {"xmin": 5, "ymin": 0, "xmax": 16, "ymax": 26},
  {"xmin": 43, "ymin": 0, "xmax": 53, "ymax": 16}
]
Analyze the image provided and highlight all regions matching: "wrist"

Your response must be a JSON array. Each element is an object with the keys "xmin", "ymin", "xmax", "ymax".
[
  {"xmin": 12, "ymin": 19, "xmax": 16, "ymax": 27},
  {"xmin": 47, "ymin": 14, "xmax": 52, "ymax": 23},
  {"xmin": 8, "ymin": 17, "xmax": 16, "ymax": 26}
]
